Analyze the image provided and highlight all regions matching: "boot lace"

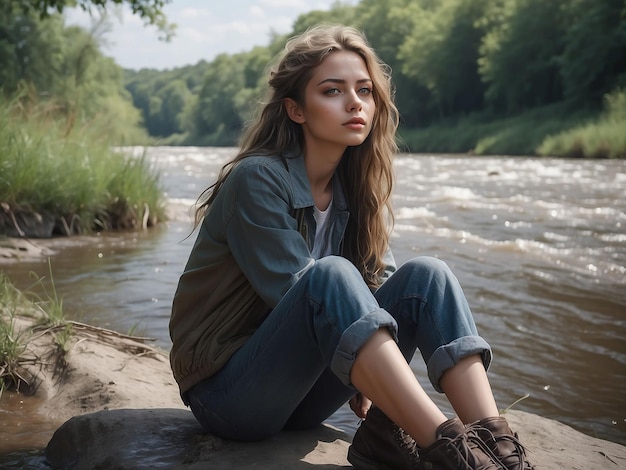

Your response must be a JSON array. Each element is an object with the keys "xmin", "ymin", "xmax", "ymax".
[
  {"xmin": 473, "ymin": 425, "xmax": 535, "ymax": 470},
  {"xmin": 440, "ymin": 430, "xmax": 502, "ymax": 470}
]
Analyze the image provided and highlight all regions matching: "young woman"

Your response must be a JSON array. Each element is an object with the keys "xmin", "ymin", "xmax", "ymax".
[{"xmin": 169, "ymin": 24, "xmax": 534, "ymax": 470}]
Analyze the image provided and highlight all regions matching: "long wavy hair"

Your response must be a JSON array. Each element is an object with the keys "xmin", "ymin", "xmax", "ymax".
[{"xmin": 194, "ymin": 24, "xmax": 399, "ymax": 288}]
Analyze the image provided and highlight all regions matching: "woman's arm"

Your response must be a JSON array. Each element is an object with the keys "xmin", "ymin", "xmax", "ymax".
[{"xmin": 222, "ymin": 160, "xmax": 314, "ymax": 308}]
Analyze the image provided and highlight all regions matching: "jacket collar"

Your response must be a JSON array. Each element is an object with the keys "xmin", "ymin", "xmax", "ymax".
[{"xmin": 283, "ymin": 150, "xmax": 348, "ymax": 212}]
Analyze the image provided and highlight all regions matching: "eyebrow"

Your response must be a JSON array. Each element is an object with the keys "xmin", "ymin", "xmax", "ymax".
[{"xmin": 316, "ymin": 78, "xmax": 373, "ymax": 86}]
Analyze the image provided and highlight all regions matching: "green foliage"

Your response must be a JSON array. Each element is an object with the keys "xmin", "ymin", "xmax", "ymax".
[
  {"xmin": 478, "ymin": 0, "xmax": 567, "ymax": 112},
  {"xmin": 0, "ymin": 12, "xmax": 66, "ymax": 96},
  {"xmin": 124, "ymin": 61, "xmax": 210, "ymax": 139},
  {"xmin": 355, "ymin": 0, "xmax": 430, "ymax": 126},
  {"xmin": 0, "ymin": 96, "xmax": 167, "ymax": 235},
  {"xmin": 399, "ymin": 101, "xmax": 597, "ymax": 156},
  {"xmin": 4, "ymin": 0, "xmax": 175, "ymax": 39},
  {"xmin": 31, "ymin": 263, "xmax": 73, "ymax": 353},
  {"xmin": 558, "ymin": 0, "xmax": 626, "ymax": 103},
  {"xmin": 186, "ymin": 53, "xmax": 251, "ymax": 145},
  {"xmin": 0, "ymin": 268, "xmax": 74, "ymax": 394},
  {"xmin": 398, "ymin": 0, "xmax": 487, "ymax": 117},
  {"xmin": 2, "ymin": 0, "xmax": 624, "ymax": 156},
  {"xmin": 537, "ymin": 89, "xmax": 626, "ymax": 158},
  {"xmin": 0, "ymin": 10, "xmax": 148, "ymax": 144},
  {"xmin": 0, "ymin": 275, "xmax": 31, "ymax": 395},
  {"xmin": 115, "ymin": 0, "xmax": 625, "ymax": 155}
]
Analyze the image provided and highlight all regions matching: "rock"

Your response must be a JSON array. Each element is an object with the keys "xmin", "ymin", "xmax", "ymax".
[
  {"xmin": 43, "ymin": 408, "xmax": 626, "ymax": 469},
  {"xmin": 45, "ymin": 408, "xmax": 350, "ymax": 469},
  {"xmin": 503, "ymin": 410, "xmax": 626, "ymax": 469}
]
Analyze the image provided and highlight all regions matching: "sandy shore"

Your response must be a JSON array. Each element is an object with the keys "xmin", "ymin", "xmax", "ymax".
[{"xmin": 0, "ymin": 237, "xmax": 55, "ymax": 263}]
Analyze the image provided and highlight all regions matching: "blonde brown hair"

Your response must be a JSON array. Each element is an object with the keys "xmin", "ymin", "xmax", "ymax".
[{"xmin": 195, "ymin": 24, "xmax": 399, "ymax": 288}]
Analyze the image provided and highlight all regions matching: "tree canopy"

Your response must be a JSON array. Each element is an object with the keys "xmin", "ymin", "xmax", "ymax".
[{"xmin": 1, "ymin": 0, "xmax": 625, "ymax": 152}]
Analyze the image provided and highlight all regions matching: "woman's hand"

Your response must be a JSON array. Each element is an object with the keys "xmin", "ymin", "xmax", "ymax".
[{"xmin": 349, "ymin": 393, "xmax": 372, "ymax": 419}]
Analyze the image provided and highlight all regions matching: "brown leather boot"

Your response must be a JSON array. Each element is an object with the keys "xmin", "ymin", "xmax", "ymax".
[
  {"xmin": 347, "ymin": 406, "xmax": 421, "ymax": 470},
  {"xmin": 470, "ymin": 416, "xmax": 535, "ymax": 470},
  {"xmin": 418, "ymin": 418, "xmax": 503, "ymax": 470}
]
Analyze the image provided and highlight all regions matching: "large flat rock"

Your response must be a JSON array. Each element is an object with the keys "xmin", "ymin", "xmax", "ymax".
[
  {"xmin": 45, "ymin": 408, "xmax": 350, "ymax": 469},
  {"xmin": 44, "ymin": 407, "xmax": 626, "ymax": 469}
]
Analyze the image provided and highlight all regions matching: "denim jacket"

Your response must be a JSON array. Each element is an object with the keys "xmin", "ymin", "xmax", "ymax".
[{"xmin": 169, "ymin": 151, "xmax": 396, "ymax": 397}]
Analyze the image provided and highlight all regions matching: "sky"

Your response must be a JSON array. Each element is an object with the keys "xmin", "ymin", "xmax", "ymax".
[{"xmin": 64, "ymin": 0, "xmax": 357, "ymax": 70}]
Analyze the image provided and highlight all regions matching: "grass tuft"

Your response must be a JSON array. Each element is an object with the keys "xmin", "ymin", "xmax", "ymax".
[
  {"xmin": 537, "ymin": 90, "xmax": 626, "ymax": 158},
  {"xmin": 501, "ymin": 393, "xmax": 530, "ymax": 414},
  {"xmin": 0, "ymin": 95, "xmax": 167, "ymax": 237},
  {"xmin": 0, "ymin": 262, "xmax": 73, "ymax": 395},
  {"xmin": 0, "ymin": 275, "xmax": 33, "ymax": 395}
]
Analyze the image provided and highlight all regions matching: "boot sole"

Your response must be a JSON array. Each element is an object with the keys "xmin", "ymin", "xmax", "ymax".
[{"xmin": 347, "ymin": 447, "xmax": 395, "ymax": 470}]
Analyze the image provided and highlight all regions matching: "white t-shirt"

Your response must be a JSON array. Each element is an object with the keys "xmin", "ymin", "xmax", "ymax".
[{"xmin": 311, "ymin": 200, "xmax": 333, "ymax": 259}]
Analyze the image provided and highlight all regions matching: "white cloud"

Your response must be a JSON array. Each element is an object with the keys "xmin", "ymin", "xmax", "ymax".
[
  {"xmin": 179, "ymin": 7, "xmax": 212, "ymax": 19},
  {"xmin": 259, "ymin": 0, "xmax": 307, "ymax": 8},
  {"xmin": 220, "ymin": 21, "xmax": 256, "ymax": 35},
  {"xmin": 248, "ymin": 5, "xmax": 265, "ymax": 18},
  {"xmin": 64, "ymin": 0, "xmax": 359, "ymax": 69},
  {"xmin": 178, "ymin": 26, "xmax": 214, "ymax": 44}
]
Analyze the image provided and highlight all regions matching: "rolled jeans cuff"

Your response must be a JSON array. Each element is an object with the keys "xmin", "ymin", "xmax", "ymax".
[
  {"xmin": 330, "ymin": 307, "xmax": 398, "ymax": 388},
  {"xmin": 427, "ymin": 335, "xmax": 492, "ymax": 393}
]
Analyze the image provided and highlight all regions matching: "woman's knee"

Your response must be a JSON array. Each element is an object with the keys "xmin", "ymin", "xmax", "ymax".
[
  {"xmin": 311, "ymin": 255, "xmax": 361, "ymax": 278},
  {"xmin": 381, "ymin": 256, "xmax": 468, "ymax": 319},
  {"xmin": 306, "ymin": 256, "xmax": 366, "ymax": 293},
  {"xmin": 400, "ymin": 256, "xmax": 453, "ymax": 281},
  {"xmin": 389, "ymin": 256, "xmax": 458, "ymax": 295}
]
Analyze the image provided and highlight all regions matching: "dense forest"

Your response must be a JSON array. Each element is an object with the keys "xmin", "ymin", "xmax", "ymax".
[{"xmin": 2, "ymin": 0, "xmax": 625, "ymax": 157}]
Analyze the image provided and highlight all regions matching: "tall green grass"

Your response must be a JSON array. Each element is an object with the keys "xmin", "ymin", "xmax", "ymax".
[
  {"xmin": 537, "ymin": 89, "xmax": 626, "ymax": 158},
  {"xmin": 0, "ymin": 96, "xmax": 167, "ymax": 236},
  {"xmin": 0, "ymin": 265, "xmax": 74, "ymax": 395},
  {"xmin": 0, "ymin": 274, "xmax": 30, "ymax": 394},
  {"xmin": 399, "ymin": 91, "xmax": 625, "ymax": 158}
]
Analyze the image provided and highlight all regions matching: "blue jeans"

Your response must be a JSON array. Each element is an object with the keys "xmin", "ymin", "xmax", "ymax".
[{"xmin": 186, "ymin": 256, "xmax": 492, "ymax": 440}]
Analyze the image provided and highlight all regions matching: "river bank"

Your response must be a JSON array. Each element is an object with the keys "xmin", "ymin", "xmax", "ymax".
[
  {"xmin": 397, "ymin": 93, "xmax": 626, "ymax": 158},
  {"xmin": 1, "ymin": 297, "xmax": 625, "ymax": 468}
]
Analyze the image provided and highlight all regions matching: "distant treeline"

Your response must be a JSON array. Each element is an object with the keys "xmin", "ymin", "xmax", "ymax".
[{"xmin": 2, "ymin": 0, "xmax": 625, "ymax": 156}]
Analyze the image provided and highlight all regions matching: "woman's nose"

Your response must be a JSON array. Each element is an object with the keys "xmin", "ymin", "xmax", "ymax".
[{"xmin": 346, "ymin": 91, "xmax": 363, "ymax": 111}]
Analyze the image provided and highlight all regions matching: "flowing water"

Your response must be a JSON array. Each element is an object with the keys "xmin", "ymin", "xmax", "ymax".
[{"xmin": 1, "ymin": 147, "xmax": 625, "ymax": 466}]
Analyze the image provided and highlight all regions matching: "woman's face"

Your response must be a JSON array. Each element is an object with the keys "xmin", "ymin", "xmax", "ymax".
[{"xmin": 287, "ymin": 50, "xmax": 375, "ymax": 154}]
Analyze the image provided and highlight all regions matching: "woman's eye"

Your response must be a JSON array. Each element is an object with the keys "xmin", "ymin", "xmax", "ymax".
[
  {"xmin": 359, "ymin": 87, "xmax": 373, "ymax": 95},
  {"xmin": 324, "ymin": 88, "xmax": 341, "ymax": 95}
]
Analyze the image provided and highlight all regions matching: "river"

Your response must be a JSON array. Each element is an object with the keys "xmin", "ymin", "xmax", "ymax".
[{"xmin": 1, "ymin": 147, "xmax": 625, "ymax": 465}]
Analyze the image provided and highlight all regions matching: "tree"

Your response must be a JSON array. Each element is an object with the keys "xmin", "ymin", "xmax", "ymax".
[
  {"xmin": 0, "ymin": 11, "xmax": 66, "ymax": 95},
  {"xmin": 478, "ymin": 0, "xmax": 566, "ymax": 113},
  {"xmin": 188, "ymin": 53, "xmax": 246, "ymax": 144},
  {"xmin": 559, "ymin": 0, "xmax": 626, "ymax": 103},
  {"xmin": 355, "ymin": 0, "xmax": 431, "ymax": 126},
  {"xmin": 0, "ymin": 8, "xmax": 146, "ymax": 142},
  {"xmin": 5, "ymin": 0, "xmax": 174, "ymax": 38},
  {"xmin": 153, "ymin": 79, "xmax": 192, "ymax": 136},
  {"xmin": 398, "ymin": 0, "xmax": 487, "ymax": 119},
  {"xmin": 123, "ymin": 61, "xmax": 210, "ymax": 138}
]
